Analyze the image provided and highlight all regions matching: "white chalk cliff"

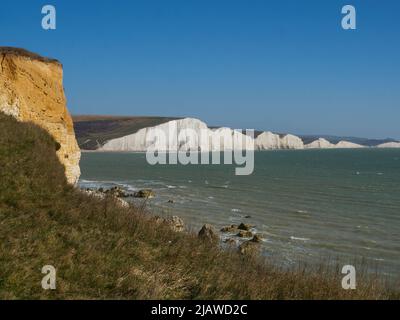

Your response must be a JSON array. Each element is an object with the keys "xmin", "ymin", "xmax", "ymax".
[
  {"xmin": 209, "ymin": 127, "xmax": 255, "ymax": 151},
  {"xmin": 305, "ymin": 138, "xmax": 335, "ymax": 149},
  {"xmin": 101, "ymin": 118, "xmax": 254, "ymax": 152},
  {"xmin": 255, "ymin": 131, "xmax": 304, "ymax": 150},
  {"xmin": 280, "ymin": 134, "xmax": 305, "ymax": 149},
  {"xmin": 305, "ymin": 138, "xmax": 364, "ymax": 149},
  {"xmin": 377, "ymin": 142, "xmax": 400, "ymax": 148},
  {"xmin": 335, "ymin": 141, "xmax": 365, "ymax": 149},
  {"xmin": 100, "ymin": 117, "xmax": 387, "ymax": 152}
]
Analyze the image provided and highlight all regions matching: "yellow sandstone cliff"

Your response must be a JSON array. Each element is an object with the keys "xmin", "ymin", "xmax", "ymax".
[{"xmin": 0, "ymin": 47, "xmax": 80, "ymax": 184}]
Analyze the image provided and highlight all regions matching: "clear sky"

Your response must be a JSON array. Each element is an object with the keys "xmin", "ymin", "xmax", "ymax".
[{"xmin": 1, "ymin": 0, "xmax": 399, "ymax": 139}]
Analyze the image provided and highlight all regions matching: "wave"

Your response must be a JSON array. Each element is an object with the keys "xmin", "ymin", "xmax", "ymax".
[{"xmin": 290, "ymin": 236, "xmax": 310, "ymax": 242}]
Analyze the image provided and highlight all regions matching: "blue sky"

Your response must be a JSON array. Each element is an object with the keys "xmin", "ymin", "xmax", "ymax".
[{"xmin": 1, "ymin": 0, "xmax": 399, "ymax": 139}]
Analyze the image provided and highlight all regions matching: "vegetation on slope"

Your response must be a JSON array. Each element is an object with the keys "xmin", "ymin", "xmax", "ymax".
[
  {"xmin": 73, "ymin": 115, "xmax": 180, "ymax": 150},
  {"xmin": 0, "ymin": 113, "xmax": 398, "ymax": 299},
  {"xmin": 300, "ymin": 135, "xmax": 398, "ymax": 146},
  {"xmin": 0, "ymin": 47, "xmax": 60, "ymax": 64}
]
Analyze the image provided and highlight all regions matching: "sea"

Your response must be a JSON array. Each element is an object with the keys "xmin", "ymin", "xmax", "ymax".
[{"xmin": 79, "ymin": 149, "xmax": 400, "ymax": 279}]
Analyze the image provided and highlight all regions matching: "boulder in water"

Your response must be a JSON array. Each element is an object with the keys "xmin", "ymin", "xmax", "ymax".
[
  {"xmin": 105, "ymin": 186, "xmax": 130, "ymax": 198},
  {"xmin": 220, "ymin": 225, "xmax": 238, "ymax": 233},
  {"xmin": 250, "ymin": 234, "xmax": 263, "ymax": 243},
  {"xmin": 134, "ymin": 189, "xmax": 155, "ymax": 198},
  {"xmin": 237, "ymin": 230, "xmax": 253, "ymax": 238},
  {"xmin": 238, "ymin": 223, "xmax": 252, "ymax": 231}
]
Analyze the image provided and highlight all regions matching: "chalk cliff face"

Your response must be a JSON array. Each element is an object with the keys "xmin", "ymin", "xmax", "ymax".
[
  {"xmin": 280, "ymin": 134, "xmax": 304, "ymax": 149},
  {"xmin": 102, "ymin": 117, "xmax": 308, "ymax": 152},
  {"xmin": 99, "ymin": 117, "xmax": 378, "ymax": 152},
  {"xmin": 101, "ymin": 118, "xmax": 255, "ymax": 151},
  {"xmin": 101, "ymin": 118, "xmax": 209, "ymax": 151},
  {"xmin": 209, "ymin": 127, "xmax": 255, "ymax": 151},
  {"xmin": 306, "ymin": 138, "xmax": 365, "ymax": 149},
  {"xmin": 335, "ymin": 141, "xmax": 364, "ymax": 149},
  {"xmin": 255, "ymin": 131, "xmax": 304, "ymax": 150},
  {"xmin": 377, "ymin": 142, "xmax": 400, "ymax": 148},
  {"xmin": 255, "ymin": 131, "xmax": 281, "ymax": 149},
  {"xmin": 305, "ymin": 138, "xmax": 335, "ymax": 149},
  {"xmin": 101, "ymin": 117, "xmax": 372, "ymax": 152},
  {"xmin": 0, "ymin": 47, "xmax": 80, "ymax": 184}
]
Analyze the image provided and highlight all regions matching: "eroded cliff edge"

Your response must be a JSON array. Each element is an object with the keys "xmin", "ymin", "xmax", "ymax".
[{"xmin": 0, "ymin": 47, "xmax": 80, "ymax": 184}]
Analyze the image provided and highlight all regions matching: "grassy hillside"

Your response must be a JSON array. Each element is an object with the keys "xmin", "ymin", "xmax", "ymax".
[
  {"xmin": 73, "ymin": 115, "xmax": 180, "ymax": 150},
  {"xmin": 0, "ymin": 113, "xmax": 398, "ymax": 299},
  {"xmin": 300, "ymin": 135, "xmax": 398, "ymax": 146}
]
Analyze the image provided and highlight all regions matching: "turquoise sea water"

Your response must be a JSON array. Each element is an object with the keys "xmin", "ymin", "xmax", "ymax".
[{"xmin": 79, "ymin": 149, "xmax": 400, "ymax": 278}]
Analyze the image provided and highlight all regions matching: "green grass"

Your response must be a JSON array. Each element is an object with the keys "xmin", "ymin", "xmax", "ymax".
[{"xmin": 0, "ymin": 113, "xmax": 398, "ymax": 299}]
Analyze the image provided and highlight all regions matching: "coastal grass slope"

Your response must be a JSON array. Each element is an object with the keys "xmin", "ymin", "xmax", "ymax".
[{"xmin": 0, "ymin": 113, "xmax": 398, "ymax": 299}]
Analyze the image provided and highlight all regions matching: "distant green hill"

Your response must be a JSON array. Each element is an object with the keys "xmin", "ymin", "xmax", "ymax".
[
  {"xmin": 73, "ymin": 115, "xmax": 180, "ymax": 150},
  {"xmin": 299, "ymin": 134, "xmax": 398, "ymax": 146}
]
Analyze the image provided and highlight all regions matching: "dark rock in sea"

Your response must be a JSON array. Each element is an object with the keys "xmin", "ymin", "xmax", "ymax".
[
  {"xmin": 238, "ymin": 223, "xmax": 252, "ymax": 231},
  {"xmin": 167, "ymin": 199, "xmax": 174, "ymax": 203},
  {"xmin": 102, "ymin": 186, "xmax": 130, "ymax": 198},
  {"xmin": 244, "ymin": 215, "xmax": 251, "ymax": 219},
  {"xmin": 236, "ymin": 230, "xmax": 253, "ymax": 238},
  {"xmin": 238, "ymin": 235, "xmax": 263, "ymax": 255},
  {"xmin": 134, "ymin": 189, "xmax": 155, "ymax": 198},
  {"xmin": 220, "ymin": 225, "xmax": 238, "ymax": 233},
  {"xmin": 250, "ymin": 234, "xmax": 263, "ymax": 243},
  {"xmin": 198, "ymin": 224, "xmax": 218, "ymax": 242}
]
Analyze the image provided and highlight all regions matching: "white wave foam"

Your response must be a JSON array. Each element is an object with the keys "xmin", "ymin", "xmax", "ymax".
[{"xmin": 290, "ymin": 236, "xmax": 310, "ymax": 242}]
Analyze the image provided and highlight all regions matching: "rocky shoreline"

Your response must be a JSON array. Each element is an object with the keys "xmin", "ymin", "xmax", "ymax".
[{"xmin": 81, "ymin": 185, "xmax": 265, "ymax": 255}]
